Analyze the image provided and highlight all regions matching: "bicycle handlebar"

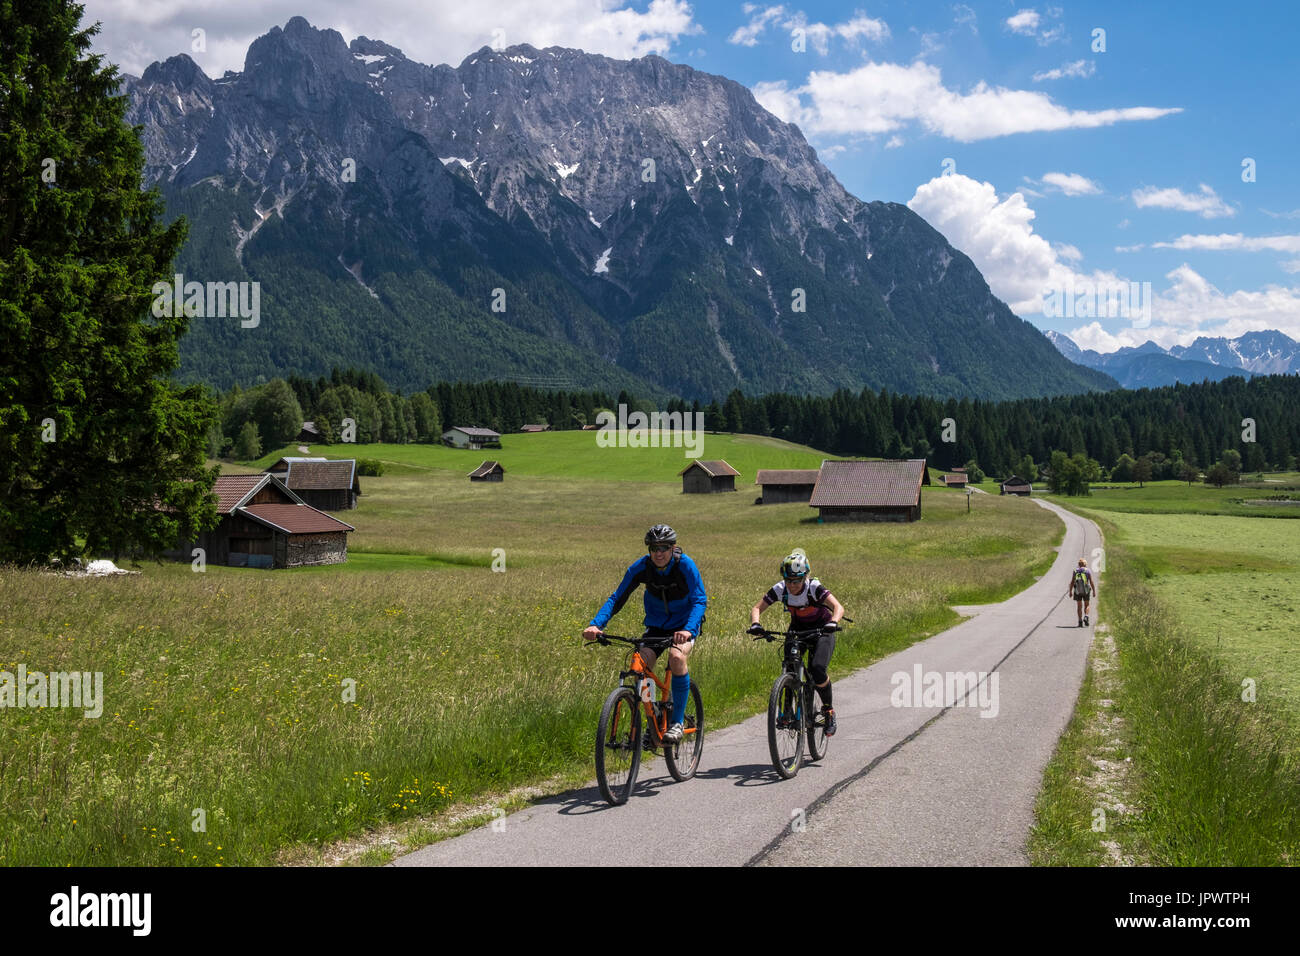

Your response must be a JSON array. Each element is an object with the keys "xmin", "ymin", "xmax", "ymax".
[
  {"xmin": 583, "ymin": 633, "xmax": 675, "ymax": 649},
  {"xmin": 749, "ymin": 619, "xmax": 853, "ymax": 642}
]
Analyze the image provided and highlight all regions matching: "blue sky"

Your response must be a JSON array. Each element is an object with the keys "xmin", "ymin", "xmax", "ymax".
[{"xmin": 87, "ymin": 0, "xmax": 1300, "ymax": 350}]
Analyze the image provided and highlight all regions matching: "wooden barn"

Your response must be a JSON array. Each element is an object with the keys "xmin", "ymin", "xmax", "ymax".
[
  {"xmin": 755, "ymin": 469, "xmax": 820, "ymax": 504},
  {"xmin": 680, "ymin": 459, "xmax": 739, "ymax": 493},
  {"xmin": 442, "ymin": 426, "xmax": 502, "ymax": 449},
  {"xmin": 1001, "ymin": 476, "xmax": 1032, "ymax": 496},
  {"xmin": 265, "ymin": 457, "xmax": 360, "ymax": 511},
  {"xmin": 520, "ymin": 424, "xmax": 550, "ymax": 433},
  {"xmin": 171, "ymin": 474, "xmax": 354, "ymax": 568},
  {"xmin": 297, "ymin": 421, "xmax": 321, "ymax": 443},
  {"xmin": 809, "ymin": 459, "xmax": 929, "ymax": 522},
  {"xmin": 468, "ymin": 461, "xmax": 505, "ymax": 482},
  {"xmin": 939, "ymin": 472, "xmax": 969, "ymax": 488}
]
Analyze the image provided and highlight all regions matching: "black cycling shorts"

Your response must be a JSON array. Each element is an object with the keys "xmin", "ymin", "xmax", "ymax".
[{"xmin": 793, "ymin": 628, "xmax": 836, "ymax": 682}]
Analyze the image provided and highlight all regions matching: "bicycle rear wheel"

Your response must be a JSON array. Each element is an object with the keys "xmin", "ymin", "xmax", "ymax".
[
  {"xmin": 664, "ymin": 680, "xmax": 704, "ymax": 782},
  {"xmin": 805, "ymin": 683, "xmax": 829, "ymax": 761},
  {"xmin": 596, "ymin": 686, "xmax": 642, "ymax": 805},
  {"xmin": 767, "ymin": 672, "xmax": 804, "ymax": 779}
]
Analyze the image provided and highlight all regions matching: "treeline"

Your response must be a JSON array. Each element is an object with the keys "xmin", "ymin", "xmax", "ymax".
[{"xmin": 211, "ymin": 369, "xmax": 1300, "ymax": 479}]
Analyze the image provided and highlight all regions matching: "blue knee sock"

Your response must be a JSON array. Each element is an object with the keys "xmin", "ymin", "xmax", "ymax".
[{"xmin": 672, "ymin": 673, "xmax": 690, "ymax": 725}]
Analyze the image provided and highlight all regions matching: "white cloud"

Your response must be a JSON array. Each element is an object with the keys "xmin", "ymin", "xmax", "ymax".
[
  {"xmin": 729, "ymin": 5, "xmax": 786, "ymax": 46},
  {"xmin": 1282, "ymin": 259, "xmax": 1300, "ymax": 274},
  {"xmin": 754, "ymin": 60, "xmax": 1181, "ymax": 141},
  {"xmin": 1005, "ymin": 7, "xmax": 1064, "ymax": 44},
  {"xmin": 1262, "ymin": 207, "xmax": 1300, "ymax": 220},
  {"xmin": 1132, "ymin": 184, "xmax": 1234, "ymax": 219},
  {"xmin": 1117, "ymin": 218, "xmax": 1131, "ymax": 229},
  {"xmin": 906, "ymin": 173, "xmax": 1300, "ymax": 349},
  {"xmin": 729, "ymin": 6, "xmax": 887, "ymax": 54},
  {"xmin": 1033, "ymin": 59, "xmax": 1096, "ymax": 81},
  {"xmin": 1041, "ymin": 171, "xmax": 1101, "ymax": 196},
  {"xmin": 906, "ymin": 172, "xmax": 1117, "ymax": 313},
  {"xmin": 1151, "ymin": 233, "xmax": 1300, "ymax": 253},
  {"xmin": 885, "ymin": 134, "xmax": 904, "ymax": 148},
  {"xmin": 1114, "ymin": 243, "xmax": 1144, "ymax": 253},
  {"xmin": 1005, "ymin": 9, "xmax": 1041, "ymax": 34},
  {"xmin": 953, "ymin": 4, "xmax": 978, "ymax": 34},
  {"xmin": 1069, "ymin": 263, "xmax": 1300, "ymax": 351},
  {"xmin": 85, "ymin": 0, "xmax": 701, "ymax": 76}
]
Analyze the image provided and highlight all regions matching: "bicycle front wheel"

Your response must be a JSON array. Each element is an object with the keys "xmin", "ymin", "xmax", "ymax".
[
  {"xmin": 805, "ymin": 683, "xmax": 829, "ymax": 762},
  {"xmin": 596, "ymin": 686, "xmax": 642, "ymax": 805},
  {"xmin": 664, "ymin": 679, "xmax": 704, "ymax": 782},
  {"xmin": 767, "ymin": 672, "xmax": 804, "ymax": 779}
]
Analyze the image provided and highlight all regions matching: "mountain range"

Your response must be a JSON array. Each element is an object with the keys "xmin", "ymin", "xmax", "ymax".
[
  {"xmin": 123, "ymin": 16, "xmax": 1117, "ymax": 400},
  {"xmin": 1044, "ymin": 330, "xmax": 1298, "ymax": 389}
]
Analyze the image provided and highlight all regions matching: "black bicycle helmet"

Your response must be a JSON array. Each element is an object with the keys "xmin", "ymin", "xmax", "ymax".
[{"xmin": 644, "ymin": 524, "xmax": 677, "ymax": 546}]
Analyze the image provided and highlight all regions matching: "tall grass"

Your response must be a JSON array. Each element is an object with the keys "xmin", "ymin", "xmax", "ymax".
[{"xmin": 1032, "ymin": 519, "xmax": 1300, "ymax": 865}]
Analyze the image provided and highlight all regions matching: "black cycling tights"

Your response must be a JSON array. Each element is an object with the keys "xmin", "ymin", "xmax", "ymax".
[{"xmin": 805, "ymin": 630, "xmax": 836, "ymax": 692}]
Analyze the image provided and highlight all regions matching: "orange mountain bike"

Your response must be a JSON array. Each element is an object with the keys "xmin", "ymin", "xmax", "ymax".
[{"xmin": 586, "ymin": 634, "xmax": 704, "ymax": 805}]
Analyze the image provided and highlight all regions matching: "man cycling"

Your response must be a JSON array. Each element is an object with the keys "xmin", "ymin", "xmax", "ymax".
[
  {"xmin": 584, "ymin": 525, "xmax": 707, "ymax": 744},
  {"xmin": 748, "ymin": 549, "xmax": 845, "ymax": 735}
]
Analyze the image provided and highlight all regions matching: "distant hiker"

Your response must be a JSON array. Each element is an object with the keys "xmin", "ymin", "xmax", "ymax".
[
  {"xmin": 584, "ymin": 524, "xmax": 707, "ymax": 744},
  {"xmin": 1067, "ymin": 558, "xmax": 1097, "ymax": 627}
]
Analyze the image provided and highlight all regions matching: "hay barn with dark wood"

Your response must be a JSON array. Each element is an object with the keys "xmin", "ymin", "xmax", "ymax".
[
  {"xmin": 1000, "ymin": 476, "xmax": 1032, "ymax": 496},
  {"xmin": 680, "ymin": 459, "xmax": 739, "ymax": 493},
  {"xmin": 265, "ymin": 457, "xmax": 360, "ymax": 510},
  {"xmin": 755, "ymin": 469, "xmax": 820, "ymax": 504},
  {"xmin": 171, "ymin": 474, "xmax": 354, "ymax": 568},
  {"xmin": 809, "ymin": 459, "xmax": 929, "ymax": 522},
  {"xmin": 939, "ymin": 473, "xmax": 968, "ymax": 487},
  {"xmin": 468, "ymin": 461, "xmax": 505, "ymax": 482}
]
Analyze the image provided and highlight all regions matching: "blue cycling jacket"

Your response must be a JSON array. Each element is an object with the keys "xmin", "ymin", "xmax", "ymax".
[{"xmin": 590, "ymin": 551, "xmax": 708, "ymax": 637}]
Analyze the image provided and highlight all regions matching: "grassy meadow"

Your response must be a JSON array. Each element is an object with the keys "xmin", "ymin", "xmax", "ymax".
[
  {"xmin": 1032, "ymin": 476, "xmax": 1300, "ymax": 865},
  {"xmin": 0, "ymin": 433, "xmax": 1061, "ymax": 866}
]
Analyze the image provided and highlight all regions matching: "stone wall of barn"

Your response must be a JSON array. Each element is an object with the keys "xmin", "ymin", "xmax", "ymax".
[{"xmin": 284, "ymin": 532, "xmax": 348, "ymax": 567}]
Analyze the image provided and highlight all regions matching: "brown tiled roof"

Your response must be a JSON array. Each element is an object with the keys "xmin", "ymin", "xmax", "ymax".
[
  {"xmin": 809, "ymin": 459, "xmax": 927, "ymax": 508},
  {"xmin": 1002, "ymin": 476, "xmax": 1031, "ymax": 487},
  {"xmin": 269, "ymin": 459, "xmax": 358, "ymax": 491},
  {"xmin": 240, "ymin": 503, "xmax": 354, "ymax": 534},
  {"xmin": 755, "ymin": 469, "xmax": 820, "ymax": 485},
  {"xmin": 213, "ymin": 475, "xmax": 272, "ymax": 515},
  {"xmin": 468, "ymin": 460, "xmax": 504, "ymax": 478},
  {"xmin": 520, "ymin": 424, "xmax": 550, "ymax": 432},
  {"xmin": 942, "ymin": 473, "xmax": 969, "ymax": 485},
  {"xmin": 678, "ymin": 459, "xmax": 740, "ymax": 478}
]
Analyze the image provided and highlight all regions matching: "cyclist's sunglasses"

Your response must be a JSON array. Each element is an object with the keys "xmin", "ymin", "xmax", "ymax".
[
  {"xmin": 648, "ymin": 545, "xmax": 674, "ymax": 553},
  {"xmin": 783, "ymin": 571, "xmax": 806, "ymax": 580}
]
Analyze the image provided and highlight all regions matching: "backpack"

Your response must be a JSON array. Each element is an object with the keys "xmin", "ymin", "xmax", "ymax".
[{"xmin": 1071, "ymin": 569, "xmax": 1090, "ymax": 598}]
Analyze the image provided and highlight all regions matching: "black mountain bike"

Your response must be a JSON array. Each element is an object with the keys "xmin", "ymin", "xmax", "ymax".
[{"xmin": 752, "ymin": 623, "xmax": 849, "ymax": 779}]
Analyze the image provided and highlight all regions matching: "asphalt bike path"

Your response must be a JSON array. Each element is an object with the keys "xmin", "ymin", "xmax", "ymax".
[{"xmin": 393, "ymin": 499, "xmax": 1100, "ymax": 866}]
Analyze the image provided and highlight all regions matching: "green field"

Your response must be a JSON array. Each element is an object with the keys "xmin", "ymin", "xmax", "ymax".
[
  {"xmin": 1032, "ymin": 475, "xmax": 1300, "ymax": 518},
  {"xmin": 250, "ymin": 430, "xmax": 834, "ymax": 483},
  {"xmin": 1069, "ymin": 506, "xmax": 1300, "ymax": 720},
  {"xmin": 1032, "ymin": 480, "xmax": 1300, "ymax": 865},
  {"xmin": 0, "ymin": 434, "xmax": 1058, "ymax": 866}
]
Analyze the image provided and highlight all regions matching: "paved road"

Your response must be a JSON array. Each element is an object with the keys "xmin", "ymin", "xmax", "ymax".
[{"xmin": 393, "ymin": 499, "xmax": 1100, "ymax": 867}]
